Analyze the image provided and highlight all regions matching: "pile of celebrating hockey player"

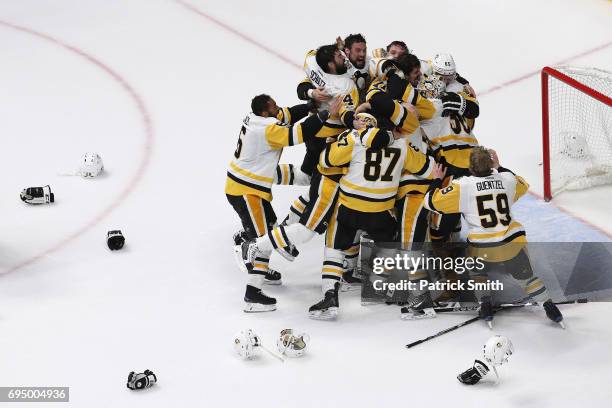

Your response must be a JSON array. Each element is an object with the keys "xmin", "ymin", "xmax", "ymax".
[{"xmin": 225, "ymin": 34, "xmax": 565, "ymax": 327}]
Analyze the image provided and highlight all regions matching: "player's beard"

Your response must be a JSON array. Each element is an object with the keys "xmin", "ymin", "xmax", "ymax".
[
  {"xmin": 335, "ymin": 62, "xmax": 347, "ymax": 75},
  {"xmin": 352, "ymin": 58, "xmax": 365, "ymax": 69}
]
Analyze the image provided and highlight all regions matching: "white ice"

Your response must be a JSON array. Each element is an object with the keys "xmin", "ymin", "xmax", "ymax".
[{"xmin": 0, "ymin": 0, "xmax": 611, "ymax": 407}]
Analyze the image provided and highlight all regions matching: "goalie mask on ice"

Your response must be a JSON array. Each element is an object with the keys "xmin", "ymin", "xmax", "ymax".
[
  {"xmin": 20, "ymin": 185, "xmax": 54, "ymax": 204},
  {"xmin": 276, "ymin": 329, "xmax": 310, "ymax": 357},
  {"xmin": 79, "ymin": 152, "xmax": 104, "ymax": 178},
  {"xmin": 457, "ymin": 335, "xmax": 513, "ymax": 385},
  {"xmin": 233, "ymin": 329, "xmax": 262, "ymax": 359},
  {"xmin": 233, "ymin": 329, "xmax": 285, "ymax": 362}
]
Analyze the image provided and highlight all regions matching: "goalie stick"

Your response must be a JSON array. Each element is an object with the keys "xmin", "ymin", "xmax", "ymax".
[{"xmin": 405, "ymin": 298, "xmax": 587, "ymax": 349}]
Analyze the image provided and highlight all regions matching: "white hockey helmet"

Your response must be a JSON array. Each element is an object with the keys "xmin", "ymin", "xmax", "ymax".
[
  {"xmin": 276, "ymin": 329, "xmax": 310, "ymax": 358},
  {"xmin": 355, "ymin": 112, "xmax": 378, "ymax": 128},
  {"xmin": 234, "ymin": 329, "xmax": 260, "ymax": 359},
  {"xmin": 432, "ymin": 53, "xmax": 457, "ymax": 82},
  {"xmin": 79, "ymin": 152, "xmax": 104, "ymax": 178},
  {"xmin": 482, "ymin": 335, "xmax": 513, "ymax": 367}
]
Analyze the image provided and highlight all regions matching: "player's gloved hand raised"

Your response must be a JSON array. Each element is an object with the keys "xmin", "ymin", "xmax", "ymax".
[
  {"xmin": 441, "ymin": 92, "xmax": 466, "ymax": 116},
  {"xmin": 457, "ymin": 360, "xmax": 489, "ymax": 385},
  {"xmin": 381, "ymin": 60, "xmax": 405, "ymax": 79}
]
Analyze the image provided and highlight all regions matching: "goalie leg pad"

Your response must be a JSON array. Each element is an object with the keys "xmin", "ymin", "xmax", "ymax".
[{"xmin": 267, "ymin": 224, "xmax": 313, "ymax": 261}]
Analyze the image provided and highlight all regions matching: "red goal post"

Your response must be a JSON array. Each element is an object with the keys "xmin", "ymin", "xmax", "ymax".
[{"xmin": 541, "ymin": 66, "xmax": 612, "ymax": 201}]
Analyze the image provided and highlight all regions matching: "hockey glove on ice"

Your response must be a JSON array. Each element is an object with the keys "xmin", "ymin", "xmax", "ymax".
[
  {"xmin": 457, "ymin": 359, "xmax": 490, "ymax": 385},
  {"xmin": 107, "ymin": 230, "xmax": 125, "ymax": 250}
]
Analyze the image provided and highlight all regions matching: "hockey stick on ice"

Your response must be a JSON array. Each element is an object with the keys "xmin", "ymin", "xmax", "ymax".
[
  {"xmin": 432, "ymin": 298, "xmax": 587, "ymax": 313},
  {"xmin": 405, "ymin": 298, "xmax": 587, "ymax": 349}
]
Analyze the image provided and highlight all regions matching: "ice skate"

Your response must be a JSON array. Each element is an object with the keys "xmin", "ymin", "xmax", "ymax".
[
  {"xmin": 308, "ymin": 283, "xmax": 340, "ymax": 320},
  {"xmin": 244, "ymin": 285, "xmax": 276, "ymax": 312}
]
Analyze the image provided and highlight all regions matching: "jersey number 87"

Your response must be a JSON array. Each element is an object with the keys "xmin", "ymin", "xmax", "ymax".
[{"xmin": 364, "ymin": 147, "xmax": 401, "ymax": 181}]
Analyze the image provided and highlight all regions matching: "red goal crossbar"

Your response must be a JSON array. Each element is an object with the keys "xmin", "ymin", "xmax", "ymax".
[{"xmin": 541, "ymin": 66, "xmax": 612, "ymax": 201}]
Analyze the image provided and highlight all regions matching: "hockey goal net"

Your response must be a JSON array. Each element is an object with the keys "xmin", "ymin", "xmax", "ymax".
[{"xmin": 542, "ymin": 66, "xmax": 612, "ymax": 201}]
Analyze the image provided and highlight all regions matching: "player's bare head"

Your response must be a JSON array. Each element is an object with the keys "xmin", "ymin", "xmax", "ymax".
[
  {"xmin": 386, "ymin": 41, "xmax": 409, "ymax": 59},
  {"xmin": 251, "ymin": 94, "xmax": 279, "ymax": 118},
  {"xmin": 344, "ymin": 33, "xmax": 367, "ymax": 69},
  {"xmin": 316, "ymin": 44, "xmax": 347, "ymax": 75},
  {"xmin": 396, "ymin": 53, "xmax": 421, "ymax": 87},
  {"xmin": 469, "ymin": 146, "xmax": 494, "ymax": 177}
]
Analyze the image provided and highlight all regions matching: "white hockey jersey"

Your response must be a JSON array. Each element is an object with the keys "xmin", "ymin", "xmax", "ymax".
[
  {"xmin": 225, "ymin": 113, "xmax": 304, "ymax": 201},
  {"xmin": 424, "ymin": 169, "xmax": 529, "ymax": 247},
  {"xmin": 303, "ymin": 50, "xmax": 357, "ymax": 111},
  {"xmin": 303, "ymin": 50, "xmax": 359, "ymax": 136},
  {"xmin": 420, "ymin": 100, "xmax": 479, "ymax": 171},
  {"xmin": 321, "ymin": 130, "xmax": 435, "ymax": 212}
]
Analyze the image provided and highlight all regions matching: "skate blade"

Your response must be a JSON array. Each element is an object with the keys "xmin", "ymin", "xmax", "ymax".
[
  {"xmin": 308, "ymin": 307, "xmax": 338, "ymax": 320},
  {"xmin": 400, "ymin": 309, "xmax": 437, "ymax": 321},
  {"xmin": 244, "ymin": 303, "xmax": 276, "ymax": 313},
  {"xmin": 558, "ymin": 320, "xmax": 566, "ymax": 329},
  {"xmin": 487, "ymin": 320, "xmax": 493, "ymax": 329},
  {"xmin": 264, "ymin": 279, "xmax": 282, "ymax": 286},
  {"xmin": 233, "ymin": 245, "xmax": 248, "ymax": 273}
]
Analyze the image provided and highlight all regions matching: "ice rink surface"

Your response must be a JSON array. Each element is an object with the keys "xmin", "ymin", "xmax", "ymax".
[{"xmin": 0, "ymin": 0, "xmax": 611, "ymax": 406}]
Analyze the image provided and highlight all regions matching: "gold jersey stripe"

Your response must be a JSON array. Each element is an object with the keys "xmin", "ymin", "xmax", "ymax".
[
  {"xmin": 340, "ymin": 178, "xmax": 398, "ymax": 194},
  {"xmin": 229, "ymin": 162, "xmax": 274, "ymax": 183}
]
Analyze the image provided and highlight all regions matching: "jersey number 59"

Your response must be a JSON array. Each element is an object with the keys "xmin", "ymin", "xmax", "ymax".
[{"xmin": 476, "ymin": 193, "xmax": 511, "ymax": 228}]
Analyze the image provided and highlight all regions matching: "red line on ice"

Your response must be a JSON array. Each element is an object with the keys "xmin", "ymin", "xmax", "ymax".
[
  {"xmin": 0, "ymin": 21, "xmax": 155, "ymax": 274},
  {"xmin": 173, "ymin": 0, "xmax": 302, "ymax": 70},
  {"xmin": 174, "ymin": 1, "xmax": 612, "ymax": 238},
  {"xmin": 478, "ymin": 41, "xmax": 612, "ymax": 96}
]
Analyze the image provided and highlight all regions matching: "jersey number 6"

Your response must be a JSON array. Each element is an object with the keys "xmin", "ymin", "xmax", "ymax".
[{"xmin": 234, "ymin": 126, "xmax": 246, "ymax": 158}]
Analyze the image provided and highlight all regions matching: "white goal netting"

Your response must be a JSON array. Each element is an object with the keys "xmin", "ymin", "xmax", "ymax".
[{"xmin": 547, "ymin": 66, "xmax": 612, "ymax": 197}]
